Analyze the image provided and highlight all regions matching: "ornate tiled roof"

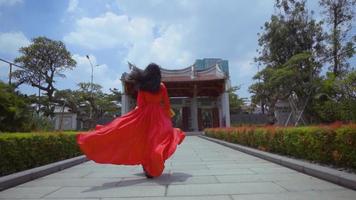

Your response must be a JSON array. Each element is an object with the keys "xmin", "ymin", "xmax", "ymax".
[
  {"xmin": 122, "ymin": 62, "xmax": 227, "ymax": 82},
  {"xmin": 122, "ymin": 62, "xmax": 228, "ymax": 97}
]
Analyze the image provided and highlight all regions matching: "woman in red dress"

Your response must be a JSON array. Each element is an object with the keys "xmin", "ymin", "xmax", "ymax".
[{"xmin": 77, "ymin": 63, "xmax": 185, "ymax": 178}]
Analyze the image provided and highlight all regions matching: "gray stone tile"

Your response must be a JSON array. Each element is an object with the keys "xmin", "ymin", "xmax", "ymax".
[
  {"xmin": 249, "ymin": 167, "xmax": 298, "ymax": 174},
  {"xmin": 274, "ymin": 179, "xmax": 345, "ymax": 191},
  {"xmin": 216, "ymin": 173, "xmax": 314, "ymax": 183},
  {"xmin": 18, "ymin": 177, "xmax": 122, "ymax": 187},
  {"xmin": 167, "ymin": 182, "xmax": 286, "ymax": 196},
  {"xmin": 40, "ymin": 171, "xmax": 92, "ymax": 179},
  {"xmin": 232, "ymin": 190, "xmax": 356, "ymax": 200},
  {"xmin": 2, "ymin": 136, "xmax": 356, "ymax": 199},
  {"xmin": 0, "ymin": 186, "xmax": 60, "ymax": 199},
  {"xmin": 173, "ymin": 160, "xmax": 237, "ymax": 165},
  {"xmin": 102, "ymin": 196, "xmax": 231, "ymax": 200},
  {"xmin": 206, "ymin": 163, "xmax": 279, "ymax": 169},
  {"xmin": 85, "ymin": 167, "xmax": 169, "ymax": 178},
  {"xmin": 45, "ymin": 185, "xmax": 165, "ymax": 198},
  {"xmin": 168, "ymin": 164, "xmax": 209, "ymax": 170},
  {"xmin": 7, "ymin": 199, "xmax": 100, "ymax": 200},
  {"xmin": 181, "ymin": 168, "xmax": 254, "ymax": 176}
]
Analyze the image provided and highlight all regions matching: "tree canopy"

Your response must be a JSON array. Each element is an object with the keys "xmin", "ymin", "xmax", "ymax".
[
  {"xmin": 250, "ymin": 0, "xmax": 355, "ymax": 124},
  {"xmin": 54, "ymin": 82, "xmax": 121, "ymax": 129},
  {"xmin": 13, "ymin": 36, "xmax": 76, "ymax": 116},
  {"xmin": 319, "ymin": 0, "xmax": 356, "ymax": 75},
  {"xmin": 0, "ymin": 81, "xmax": 33, "ymax": 132},
  {"xmin": 250, "ymin": 0, "xmax": 324, "ymax": 123}
]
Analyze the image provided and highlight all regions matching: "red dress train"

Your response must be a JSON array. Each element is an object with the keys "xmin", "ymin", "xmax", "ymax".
[{"xmin": 76, "ymin": 83, "xmax": 185, "ymax": 177}]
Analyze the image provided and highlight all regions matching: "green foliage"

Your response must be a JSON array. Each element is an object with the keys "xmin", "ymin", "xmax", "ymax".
[
  {"xmin": 0, "ymin": 82, "xmax": 33, "ymax": 132},
  {"xmin": 205, "ymin": 124, "xmax": 356, "ymax": 169},
  {"xmin": 335, "ymin": 126, "xmax": 356, "ymax": 167},
  {"xmin": 228, "ymin": 86, "xmax": 246, "ymax": 114},
  {"xmin": 30, "ymin": 115, "xmax": 55, "ymax": 131},
  {"xmin": 54, "ymin": 82, "xmax": 121, "ymax": 129},
  {"xmin": 319, "ymin": 0, "xmax": 356, "ymax": 75},
  {"xmin": 0, "ymin": 81, "xmax": 57, "ymax": 132},
  {"xmin": 12, "ymin": 36, "xmax": 76, "ymax": 117},
  {"xmin": 250, "ymin": 0, "xmax": 324, "ymax": 122},
  {"xmin": 250, "ymin": 0, "xmax": 355, "ymax": 123},
  {"xmin": 312, "ymin": 71, "xmax": 356, "ymax": 122},
  {"xmin": 0, "ymin": 132, "xmax": 81, "ymax": 176}
]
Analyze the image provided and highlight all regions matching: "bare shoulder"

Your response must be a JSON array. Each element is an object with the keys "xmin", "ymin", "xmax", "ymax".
[{"xmin": 160, "ymin": 82, "xmax": 166, "ymax": 88}]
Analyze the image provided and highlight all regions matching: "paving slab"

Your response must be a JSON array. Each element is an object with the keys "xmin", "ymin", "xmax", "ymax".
[
  {"xmin": 232, "ymin": 190, "xmax": 356, "ymax": 200},
  {"xmin": 1, "ymin": 136, "xmax": 356, "ymax": 199}
]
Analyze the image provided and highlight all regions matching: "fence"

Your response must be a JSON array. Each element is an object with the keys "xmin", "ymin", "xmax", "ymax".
[{"xmin": 230, "ymin": 113, "xmax": 269, "ymax": 125}]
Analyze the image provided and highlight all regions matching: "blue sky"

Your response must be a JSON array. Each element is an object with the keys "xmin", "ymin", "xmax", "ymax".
[{"xmin": 0, "ymin": 0, "xmax": 355, "ymax": 100}]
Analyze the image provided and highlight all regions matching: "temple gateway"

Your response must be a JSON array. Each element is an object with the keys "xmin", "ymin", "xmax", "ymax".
[{"xmin": 121, "ymin": 58, "xmax": 231, "ymax": 131}]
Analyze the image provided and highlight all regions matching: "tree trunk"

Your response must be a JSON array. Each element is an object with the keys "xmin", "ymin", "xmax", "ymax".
[{"xmin": 332, "ymin": 6, "xmax": 340, "ymax": 75}]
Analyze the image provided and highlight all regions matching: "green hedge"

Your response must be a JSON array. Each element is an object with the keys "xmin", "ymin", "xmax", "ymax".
[
  {"xmin": 0, "ymin": 132, "xmax": 81, "ymax": 176},
  {"xmin": 205, "ymin": 124, "xmax": 356, "ymax": 169}
]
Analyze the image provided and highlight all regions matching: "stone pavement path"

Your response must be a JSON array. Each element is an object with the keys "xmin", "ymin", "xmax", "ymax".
[{"xmin": 1, "ymin": 136, "xmax": 356, "ymax": 199}]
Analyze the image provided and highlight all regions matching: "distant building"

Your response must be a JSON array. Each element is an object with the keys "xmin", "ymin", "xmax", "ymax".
[
  {"xmin": 53, "ymin": 106, "xmax": 78, "ymax": 130},
  {"xmin": 121, "ymin": 58, "xmax": 231, "ymax": 131},
  {"xmin": 194, "ymin": 58, "xmax": 229, "ymax": 75}
]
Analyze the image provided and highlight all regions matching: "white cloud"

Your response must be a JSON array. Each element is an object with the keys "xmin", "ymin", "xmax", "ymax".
[
  {"xmin": 0, "ymin": 0, "xmax": 23, "ymax": 6},
  {"xmin": 126, "ymin": 24, "xmax": 193, "ymax": 68},
  {"xmin": 67, "ymin": 0, "xmax": 79, "ymax": 12},
  {"xmin": 64, "ymin": 12, "xmax": 155, "ymax": 50},
  {"xmin": 62, "ymin": 0, "xmax": 276, "ymax": 96},
  {"xmin": 61, "ymin": 54, "xmax": 122, "ymax": 92},
  {"xmin": 63, "ymin": 12, "xmax": 193, "ymax": 68},
  {"xmin": 229, "ymin": 52, "xmax": 259, "ymax": 97},
  {"xmin": 0, "ymin": 31, "xmax": 30, "ymax": 56},
  {"xmin": 231, "ymin": 52, "xmax": 258, "ymax": 77}
]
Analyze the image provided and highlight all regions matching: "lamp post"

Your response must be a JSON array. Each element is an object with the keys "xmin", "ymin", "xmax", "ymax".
[
  {"xmin": 86, "ymin": 55, "xmax": 94, "ymax": 123},
  {"xmin": 85, "ymin": 55, "xmax": 101, "ymax": 127},
  {"xmin": 86, "ymin": 55, "xmax": 94, "ymax": 94}
]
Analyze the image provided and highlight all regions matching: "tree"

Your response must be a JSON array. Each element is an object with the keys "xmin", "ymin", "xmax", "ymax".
[
  {"xmin": 13, "ymin": 37, "xmax": 76, "ymax": 116},
  {"xmin": 250, "ymin": 0, "xmax": 325, "ymax": 123},
  {"xmin": 228, "ymin": 86, "xmax": 246, "ymax": 114},
  {"xmin": 54, "ymin": 89, "xmax": 80, "ymax": 114},
  {"xmin": 256, "ymin": 0, "xmax": 324, "ymax": 67},
  {"xmin": 54, "ymin": 83, "xmax": 121, "ymax": 129},
  {"xmin": 312, "ymin": 71, "xmax": 356, "ymax": 122},
  {"xmin": 0, "ymin": 81, "xmax": 33, "ymax": 132},
  {"xmin": 319, "ymin": 0, "xmax": 356, "ymax": 75},
  {"xmin": 306, "ymin": 0, "xmax": 356, "ymax": 122}
]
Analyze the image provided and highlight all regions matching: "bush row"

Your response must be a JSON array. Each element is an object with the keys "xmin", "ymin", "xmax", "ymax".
[
  {"xmin": 205, "ymin": 124, "xmax": 356, "ymax": 169},
  {"xmin": 0, "ymin": 132, "xmax": 81, "ymax": 176}
]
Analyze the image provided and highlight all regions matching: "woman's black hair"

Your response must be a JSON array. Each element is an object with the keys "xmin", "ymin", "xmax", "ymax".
[{"xmin": 128, "ymin": 63, "xmax": 161, "ymax": 93}]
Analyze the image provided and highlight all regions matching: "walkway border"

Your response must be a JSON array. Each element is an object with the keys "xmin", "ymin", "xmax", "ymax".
[
  {"xmin": 0, "ymin": 155, "xmax": 88, "ymax": 191},
  {"xmin": 200, "ymin": 135, "xmax": 356, "ymax": 191}
]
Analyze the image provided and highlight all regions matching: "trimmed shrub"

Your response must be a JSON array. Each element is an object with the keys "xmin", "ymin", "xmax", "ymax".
[
  {"xmin": 205, "ymin": 124, "xmax": 356, "ymax": 169},
  {"xmin": 334, "ymin": 125, "xmax": 356, "ymax": 168},
  {"xmin": 0, "ymin": 132, "xmax": 81, "ymax": 176}
]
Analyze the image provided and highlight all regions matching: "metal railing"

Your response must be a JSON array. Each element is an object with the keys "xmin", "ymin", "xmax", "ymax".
[{"xmin": 0, "ymin": 58, "xmax": 27, "ymax": 85}]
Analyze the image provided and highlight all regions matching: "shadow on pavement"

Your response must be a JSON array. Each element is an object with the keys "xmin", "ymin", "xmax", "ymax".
[{"xmin": 83, "ymin": 172, "xmax": 192, "ymax": 192}]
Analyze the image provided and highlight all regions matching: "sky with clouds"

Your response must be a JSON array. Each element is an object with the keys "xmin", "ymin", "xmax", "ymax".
[{"xmin": 0, "ymin": 0, "xmax": 355, "ymax": 99}]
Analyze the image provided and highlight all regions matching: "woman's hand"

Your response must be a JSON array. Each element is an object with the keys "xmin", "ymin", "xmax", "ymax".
[{"xmin": 170, "ymin": 109, "xmax": 175, "ymax": 118}]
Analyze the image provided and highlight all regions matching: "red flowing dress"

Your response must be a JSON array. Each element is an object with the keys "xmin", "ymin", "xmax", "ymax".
[{"xmin": 76, "ymin": 83, "xmax": 185, "ymax": 177}]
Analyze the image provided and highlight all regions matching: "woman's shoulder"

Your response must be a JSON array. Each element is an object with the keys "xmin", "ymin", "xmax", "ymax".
[{"xmin": 160, "ymin": 82, "xmax": 166, "ymax": 89}]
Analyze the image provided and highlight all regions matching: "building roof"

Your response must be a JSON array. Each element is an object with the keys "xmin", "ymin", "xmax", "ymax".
[
  {"xmin": 121, "ymin": 62, "xmax": 229, "ymax": 97},
  {"xmin": 160, "ymin": 64, "xmax": 226, "ymax": 82},
  {"xmin": 121, "ymin": 62, "xmax": 227, "ymax": 82}
]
